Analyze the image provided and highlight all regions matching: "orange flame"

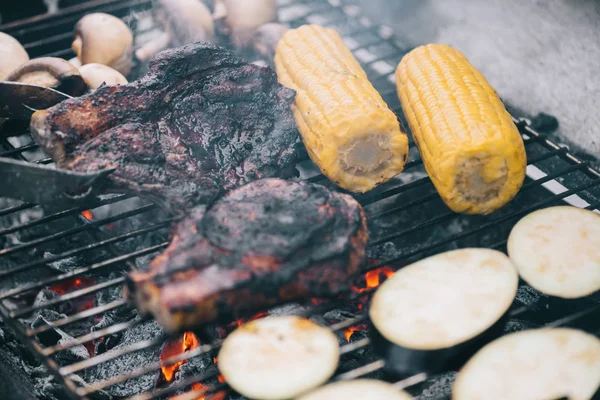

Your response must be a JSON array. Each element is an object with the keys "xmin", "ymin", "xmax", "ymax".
[
  {"xmin": 343, "ymin": 324, "xmax": 368, "ymax": 342},
  {"xmin": 212, "ymin": 357, "xmax": 226, "ymax": 383},
  {"xmin": 81, "ymin": 210, "xmax": 93, "ymax": 220},
  {"xmin": 351, "ymin": 266, "xmax": 395, "ymax": 294},
  {"xmin": 160, "ymin": 332, "xmax": 200, "ymax": 382},
  {"xmin": 190, "ymin": 383, "xmax": 207, "ymax": 400},
  {"xmin": 234, "ymin": 311, "xmax": 270, "ymax": 327}
]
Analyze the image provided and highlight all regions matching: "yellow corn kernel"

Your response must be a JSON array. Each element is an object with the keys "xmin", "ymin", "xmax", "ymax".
[
  {"xmin": 396, "ymin": 44, "xmax": 527, "ymax": 214},
  {"xmin": 275, "ymin": 24, "xmax": 409, "ymax": 193}
]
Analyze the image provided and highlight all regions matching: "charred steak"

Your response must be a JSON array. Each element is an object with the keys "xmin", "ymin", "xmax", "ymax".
[
  {"xmin": 126, "ymin": 179, "xmax": 368, "ymax": 333},
  {"xmin": 30, "ymin": 42, "xmax": 299, "ymax": 212}
]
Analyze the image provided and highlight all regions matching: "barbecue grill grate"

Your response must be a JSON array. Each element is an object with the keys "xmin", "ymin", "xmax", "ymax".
[{"xmin": 1, "ymin": 0, "xmax": 599, "ymax": 399}]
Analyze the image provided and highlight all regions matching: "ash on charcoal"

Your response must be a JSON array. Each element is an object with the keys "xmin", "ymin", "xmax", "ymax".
[
  {"xmin": 167, "ymin": 353, "xmax": 215, "ymax": 397},
  {"xmin": 33, "ymin": 288, "xmax": 76, "ymax": 316},
  {"xmin": 175, "ymin": 353, "xmax": 213, "ymax": 381},
  {"xmin": 31, "ymin": 315, "xmax": 89, "ymax": 366},
  {"xmin": 366, "ymin": 241, "xmax": 399, "ymax": 261},
  {"xmin": 503, "ymin": 319, "xmax": 541, "ymax": 334},
  {"xmin": 515, "ymin": 284, "xmax": 545, "ymax": 306},
  {"xmin": 93, "ymin": 278, "xmax": 136, "ymax": 353},
  {"xmin": 44, "ymin": 253, "xmax": 86, "ymax": 273},
  {"xmin": 84, "ymin": 317, "xmax": 164, "ymax": 397},
  {"xmin": 268, "ymin": 303, "xmax": 308, "ymax": 317},
  {"xmin": 410, "ymin": 371, "xmax": 457, "ymax": 400}
]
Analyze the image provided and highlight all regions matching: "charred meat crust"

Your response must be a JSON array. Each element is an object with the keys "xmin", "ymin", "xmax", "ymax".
[
  {"xmin": 126, "ymin": 179, "xmax": 368, "ymax": 334},
  {"xmin": 30, "ymin": 42, "xmax": 299, "ymax": 212}
]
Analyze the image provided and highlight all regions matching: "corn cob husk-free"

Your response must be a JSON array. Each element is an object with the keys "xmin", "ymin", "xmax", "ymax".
[
  {"xmin": 396, "ymin": 44, "xmax": 527, "ymax": 215},
  {"xmin": 275, "ymin": 25, "xmax": 409, "ymax": 193}
]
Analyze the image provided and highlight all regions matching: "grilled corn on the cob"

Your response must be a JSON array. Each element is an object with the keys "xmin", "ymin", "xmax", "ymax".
[
  {"xmin": 396, "ymin": 44, "xmax": 526, "ymax": 214},
  {"xmin": 275, "ymin": 25, "xmax": 409, "ymax": 193}
]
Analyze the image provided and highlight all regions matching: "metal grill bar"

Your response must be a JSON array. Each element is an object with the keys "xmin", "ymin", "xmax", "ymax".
[
  {"xmin": 42, "ymin": 317, "xmax": 145, "ymax": 356},
  {"xmin": 365, "ymin": 180, "xmax": 600, "ymax": 273},
  {"xmin": 0, "ymin": 203, "xmax": 157, "ymax": 257},
  {"xmin": 27, "ymin": 299, "xmax": 129, "ymax": 336},
  {"xmin": 14, "ymin": 277, "xmax": 125, "ymax": 319},
  {"xmin": 0, "ymin": 194, "xmax": 133, "ymax": 237},
  {"xmin": 0, "ymin": 218, "xmax": 173, "ymax": 280},
  {"xmin": 1, "ymin": 242, "xmax": 168, "ymax": 301}
]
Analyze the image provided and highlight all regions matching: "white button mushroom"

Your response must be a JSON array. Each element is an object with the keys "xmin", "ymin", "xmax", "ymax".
[
  {"xmin": 5, "ymin": 57, "xmax": 86, "ymax": 96},
  {"xmin": 223, "ymin": 0, "xmax": 277, "ymax": 47},
  {"xmin": 78, "ymin": 63, "xmax": 128, "ymax": 90},
  {"xmin": 72, "ymin": 13, "xmax": 134, "ymax": 76},
  {"xmin": 136, "ymin": 0, "xmax": 214, "ymax": 63},
  {"xmin": 251, "ymin": 23, "xmax": 289, "ymax": 61},
  {"xmin": 0, "ymin": 32, "xmax": 30, "ymax": 81}
]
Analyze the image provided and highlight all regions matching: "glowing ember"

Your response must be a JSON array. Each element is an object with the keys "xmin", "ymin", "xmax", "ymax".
[
  {"xmin": 343, "ymin": 324, "xmax": 368, "ymax": 342},
  {"xmin": 81, "ymin": 210, "xmax": 93, "ymax": 220},
  {"xmin": 351, "ymin": 266, "xmax": 395, "ymax": 294},
  {"xmin": 311, "ymin": 298, "xmax": 326, "ymax": 305},
  {"xmin": 212, "ymin": 357, "xmax": 226, "ymax": 383},
  {"xmin": 50, "ymin": 277, "xmax": 95, "ymax": 295},
  {"xmin": 217, "ymin": 311, "xmax": 271, "ymax": 337},
  {"xmin": 234, "ymin": 311, "xmax": 270, "ymax": 327},
  {"xmin": 190, "ymin": 383, "xmax": 208, "ymax": 400},
  {"xmin": 160, "ymin": 331, "xmax": 200, "ymax": 382},
  {"xmin": 49, "ymin": 277, "xmax": 96, "ymax": 355}
]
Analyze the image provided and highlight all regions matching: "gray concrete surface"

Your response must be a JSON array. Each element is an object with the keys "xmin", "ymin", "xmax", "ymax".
[{"xmin": 360, "ymin": 0, "xmax": 600, "ymax": 160}]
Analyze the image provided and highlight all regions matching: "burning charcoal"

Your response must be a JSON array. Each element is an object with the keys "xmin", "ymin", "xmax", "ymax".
[
  {"xmin": 33, "ymin": 289, "xmax": 75, "ymax": 316},
  {"xmin": 408, "ymin": 371, "xmax": 457, "ymax": 400},
  {"xmin": 503, "ymin": 319, "xmax": 541, "ymax": 334},
  {"xmin": 44, "ymin": 253, "xmax": 85, "ymax": 273},
  {"xmin": 268, "ymin": 303, "xmax": 307, "ymax": 317},
  {"xmin": 164, "ymin": 335, "xmax": 214, "ymax": 397},
  {"xmin": 31, "ymin": 315, "xmax": 89, "ymax": 366},
  {"xmin": 321, "ymin": 308, "xmax": 382, "ymax": 377},
  {"xmin": 69, "ymin": 374, "xmax": 113, "ymax": 400},
  {"xmin": 93, "ymin": 282, "xmax": 136, "ymax": 351},
  {"xmin": 84, "ymin": 318, "xmax": 164, "ymax": 398}
]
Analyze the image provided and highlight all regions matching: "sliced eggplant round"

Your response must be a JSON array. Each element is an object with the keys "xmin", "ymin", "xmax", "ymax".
[
  {"xmin": 296, "ymin": 379, "xmax": 413, "ymax": 400},
  {"xmin": 218, "ymin": 316, "xmax": 339, "ymax": 400},
  {"xmin": 507, "ymin": 206, "xmax": 600, "ymax": 299},
  {"xmin": 453, "ymin": 328, "xmax": 600, "ymax": 400},
  {"xmin": 369, "ymin": 248, "xmax": 518, "ymax": 376}
]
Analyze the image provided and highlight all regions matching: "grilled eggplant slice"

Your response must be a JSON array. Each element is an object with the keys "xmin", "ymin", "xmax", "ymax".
[
  {"xmin": 296, "ymin": 379, "xmax": 414, "ymax": 400},
  {"xmin": 507, "ymin": 206, "xmax": 600, "ymax": 299},
  {"xmin": 218, "ymin": 316, "xmax": 339, "ymax": 400},
  {"xmin": 369, "ymin": 248, "xmax": 518, "ymax": 376},
  {"xmin": 453, "ymin": 328, "xmax": 600, "ymax": 400}
]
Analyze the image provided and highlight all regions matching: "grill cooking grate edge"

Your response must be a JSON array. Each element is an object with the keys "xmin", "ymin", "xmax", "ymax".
[{"xmin": 1, "ymin": 1, "xmax": 600, "ymax": 399}]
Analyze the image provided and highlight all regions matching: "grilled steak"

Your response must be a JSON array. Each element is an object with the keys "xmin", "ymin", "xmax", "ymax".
[
  {"xmin": 30, "ymin": 42, "xmax": 299, "ymax": 212},
  {"xmin": 126, "ymin": 179, "xmax": 368, "ymax": 334}
]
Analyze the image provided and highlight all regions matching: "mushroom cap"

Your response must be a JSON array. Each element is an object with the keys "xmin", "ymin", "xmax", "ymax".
[
  {"xmin": 72, "ymin": 13, "xmax": 134, "ymax": 76},
  {"xmin": 78, "ymin": 63, "xmax": 128, "ymax": 90},
  {"xmin": 0, "ymin": 32, "xmax": 30, "ymax": 81},
  {"xmin": 158, "ymin": 0, "xmax": 214, "ymax": 45},
  {"xmin": 5, "ymin": 57, "xmax": 86, "ymax": 96},
  {"xmin": 223, "ymin": 0, "xmax": 277, "ymax": 46},
  {"xmin": 251, "ymin": 23, "xmax": 289, "ymax": 60}
]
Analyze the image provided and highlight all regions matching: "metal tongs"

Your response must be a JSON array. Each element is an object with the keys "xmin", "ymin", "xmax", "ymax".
[{"xmin": 0, "ymin": 81, "xmax": 115, "ymax": 205}]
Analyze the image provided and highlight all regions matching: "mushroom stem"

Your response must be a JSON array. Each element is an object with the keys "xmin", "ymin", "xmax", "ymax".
[{"xmin": 135, "ymin": 32, "xmax": 172, "ymax": 63}]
